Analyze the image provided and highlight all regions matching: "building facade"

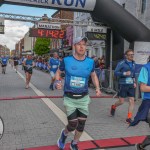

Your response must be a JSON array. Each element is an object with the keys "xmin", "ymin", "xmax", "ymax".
[
  {"xmin": 114, "ymin": 0, "xmax": 150, "ymax": 50},
  {"xmin": 73, "ymin": 12, "xmax": 107, "ymax": 58},
  {"xmin": 50, "ymin": 10, "xmax": 74, "ymax": 56},
  {"xmin": 15, "ymin": 38, "xmax": 24, "ymax": 57},
  {"xmin": 0, "ymin": 45, "xmax": 10, "ymax": 56},
  {"xmin": 24, "ymin": 31, "xmax": 33, "ymax": 53}
]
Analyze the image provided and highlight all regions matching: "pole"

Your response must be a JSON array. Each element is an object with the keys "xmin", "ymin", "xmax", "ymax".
[{"xmin": 109, "ymin": 30, "xmax": 113, "ymax": 89}]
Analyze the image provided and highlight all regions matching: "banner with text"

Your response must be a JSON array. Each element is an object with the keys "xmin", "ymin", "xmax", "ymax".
[
  {"xmin": 4, "ymin": 0, "xmax": 96, "ymax": 11},
  {"xmin": 38, "ymin": 22, "xmax": 61, "ymax": 29},
  {"xmin": 87, "ymin": 26, "xmax": 107, "ymax": 33},
  {"xmin": 134, "ymin": 42, "xmax": 150, "ymax": 64}
]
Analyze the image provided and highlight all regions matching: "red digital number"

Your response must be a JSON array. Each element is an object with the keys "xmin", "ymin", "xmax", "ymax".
[
  {"xmin": 59, "ymin": 30, "xmax": 65, "ymax": 39},
  {"xmin": 48, "ymin": 30, "xmax": 54, "ymax": 38},
  {"xmin": 38, "ymin": 29, "xmax": 44, "ymax": 37},
  {"xmin": 46, "ymin": 30, "xmax": 49, "ymax": 37},
  {"xmin": 53, "ymin": 30, "xmax": 59, "ymax": 38}
]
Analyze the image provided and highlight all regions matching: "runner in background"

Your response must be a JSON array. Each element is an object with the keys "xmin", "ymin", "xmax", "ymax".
[
  {"xmin": 13, "ymin": 56, "xmax": 19, "ymax": 73},
  {"xmin": 1, "ymin": 55, "xmax": 8, "ymax": 74},
  {"xmin": 22, "ymin": 56, "xmax": 27, "ymax": 70},
  {"xmin": 129, "ymin": 56, "xmax": 150, "ymax": 150},
  {"xmin": 23, "ymin": 55, "xmax": 35, "ymax": 89},
  {"xmin": 48, "ymin": 52, "xmax": 60, "ymax": 90},
  {"xmin": 110, "ymin": 49, "xmax": 136, "ymax": 124}
]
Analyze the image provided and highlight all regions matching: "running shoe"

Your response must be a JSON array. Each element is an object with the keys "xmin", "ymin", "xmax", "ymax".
[
  {"xmin": 51, "ymin": 83, "xmax": 54, "ymax": 90},
  {"xmin": 135, "ymin": 144, "xmax": 146, "ymax": 150},
  {"xmin": 57, "ymin": 129, "xmax": 67, "ymax": 150},
  {"xmin": 49, "ymin": 83, "xmax": 54, "ymax": 90},
  {"xmin": 126, "ymin": 118, "xmax": 133, "ymax": 124},
  {"xmin": 70, "ymin": 140, "xmax": 79, "ymax": 150},
  {"xmin": 25, "ymin": 84, "xmax": 29, "ymax": 89},
  {"xmin": 110, "ymin": 105, "xmax": 116, "ymax": 116}
]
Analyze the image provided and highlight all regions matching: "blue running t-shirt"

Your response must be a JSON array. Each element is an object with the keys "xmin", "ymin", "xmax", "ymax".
[
  {"xmin": 59, "ymin": 55, "xmax": 95, "ymax": 94},
  {"xmin": 49, "ymin": 58, "xmax": 60, "ymax": 73},
  {"xmin": 1, "ymin": 57, "xmax": 8, "ymax": 65}
]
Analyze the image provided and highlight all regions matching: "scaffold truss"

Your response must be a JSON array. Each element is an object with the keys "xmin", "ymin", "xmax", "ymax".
[{"xmin": 0, "ymin": 12, "xmax": 105, "ymax": 27}]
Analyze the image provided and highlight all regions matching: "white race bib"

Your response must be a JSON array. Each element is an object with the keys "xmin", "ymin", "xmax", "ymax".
[
  {"xmin": 125, "ymin": 77, "xmax": 133, "ymax": 84},
  {"xmin": 70, "ymin": 76, "xmax": 86, "ymax": 88},
  {"xmin": 52, "ymin": 65, "xmax": 58, "ymax": 68}
]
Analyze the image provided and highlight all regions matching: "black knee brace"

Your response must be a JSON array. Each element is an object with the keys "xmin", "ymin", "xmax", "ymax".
[
  {"xmin": 67, "ymin": 120, "xmax": 78, "ymax": 132},
  {"xmin": 76, "ymin": 119, "xmax": 86, "ymax": 132}
]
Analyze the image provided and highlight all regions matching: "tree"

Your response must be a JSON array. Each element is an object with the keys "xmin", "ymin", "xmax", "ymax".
[{"xmin": 33, "ymin": 38, "xmax": 50, "ymax": 56}]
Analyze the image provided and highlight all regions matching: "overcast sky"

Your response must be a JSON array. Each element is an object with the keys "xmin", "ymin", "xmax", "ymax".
[{"xmin": 0, "ymin": 4, "xmax": 56, "ymax": 50}]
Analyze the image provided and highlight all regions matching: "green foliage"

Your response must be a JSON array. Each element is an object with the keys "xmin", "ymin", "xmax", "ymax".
[{"xmin": 33, "ymin": 38, "xmax": 50, "ymax": 56}]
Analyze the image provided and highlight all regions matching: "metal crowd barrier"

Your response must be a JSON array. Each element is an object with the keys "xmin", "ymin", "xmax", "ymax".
[{"xmin": 99, "ymin": 69, "xmax": 141, "ymax": 100}]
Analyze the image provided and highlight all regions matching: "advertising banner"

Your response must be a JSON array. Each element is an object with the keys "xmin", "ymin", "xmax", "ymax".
[
  {"xmin": 4, "ymin": 0, "xmax": 96, "ymax": 11},
  {"xmin": 134, "ymin": 42, "xmax": 150, "ymax": 64},
  {"xmin": 38, "ymin": 22, "xmax": 61, "ymax": 29},
  {"xmin": 87, "ymin": 26, "xmax": 107, "ymax": 33}
]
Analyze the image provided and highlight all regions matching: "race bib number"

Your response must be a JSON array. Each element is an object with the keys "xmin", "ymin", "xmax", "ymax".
[
  {"xmin": 125, "ymin": 77, "xmax": 133, "ymax": 84},
  {"xmin": 52, "ymin": 65, "xmax": 58, "ymax": 68},
  {"xmin": 70, "ymin": 76, "xmax": 86, "ymax": 88}
]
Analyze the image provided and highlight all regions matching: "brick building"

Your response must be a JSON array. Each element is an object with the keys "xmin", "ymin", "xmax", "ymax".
[
  {"xmin": 15, "ymin": 38, "xmax": 24, "ymax": 57},
  {"xmin": 11, "ymin": 50, "xmax": 15, "ymax": 57},
  {"xmin": 0, "ymin": 45, "xmax": 10, "ymax": 56},
  {"xmin": 50, "ymin": 10, "xmax": 74, "ymax": 56}
]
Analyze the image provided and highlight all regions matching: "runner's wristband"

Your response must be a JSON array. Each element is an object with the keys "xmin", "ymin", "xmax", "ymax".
[{"xmin": 54, "ymin": 80, "xmax": 62, "ymax": 89}]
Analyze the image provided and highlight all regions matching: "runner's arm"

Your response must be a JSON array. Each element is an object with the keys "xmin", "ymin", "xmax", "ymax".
[
  {"xmin": 138, "ymin": 67, "xmax": 149, "ymax": 92},
  {"xmin": 140, "ymin": 83, "xmax": 150, "ymax": 92},
  {"xmin": 23, "ymin": 60, "xmax": 26, "ymax": 67},
  {"xmin": 55, "ymin": 59, "xmax": 65, "ymax": 80},
  {"xmin": 32, "ymin": 61, "xmax": 35, "ymax": 68},
  {"xmin": 55, "ymin": 69, "xmax": 62, "ymax": 80},
  {"xmin": 114, "ymin": 62, "xmax": 126, "ymax": 77}
]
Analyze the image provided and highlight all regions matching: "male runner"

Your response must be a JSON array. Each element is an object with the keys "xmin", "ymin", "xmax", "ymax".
[
  {"xmin": 48, "ymin": 52, "xmax": 60, "ymax": 90},
  {"xmin": 110, "ymin": 49, "xmax": 136, "ymax": 124},
  {"xmin": 55, "ymin": 36, "xmax": 101, "ymax": 150},
  {"xmin": 129, "ymin": 56, "xmax": 150, "ymax": 150}
]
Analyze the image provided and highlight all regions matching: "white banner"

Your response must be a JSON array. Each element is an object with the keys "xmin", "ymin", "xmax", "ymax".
[
  {"xmin": 87, "ymin": 26, "xmax": 107, "ymax": 33},
  {"xmin": 38, "ymin": 22, "xmax": 61, "ymax": 29},
  {"xmin": 134, "ymin": 42, "xmax": 150, "ymax": 64},
  {"xmin": 4, "ymin": 0, "xmax": 96, "ymax": 11}
]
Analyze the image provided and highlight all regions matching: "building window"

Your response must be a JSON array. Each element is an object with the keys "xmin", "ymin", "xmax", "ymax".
[{"xmin": 141, "ymin": 0, "xmax": 146, "ymax": 14}]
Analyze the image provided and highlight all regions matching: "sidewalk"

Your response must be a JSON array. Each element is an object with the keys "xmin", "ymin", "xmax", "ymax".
[{"xmin": 0, "ymin": 65, "xmax": 149, "ymax": 150}]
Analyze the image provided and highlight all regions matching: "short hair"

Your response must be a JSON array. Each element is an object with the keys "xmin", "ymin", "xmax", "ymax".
[
  {"xmin": 125, "ymin": 49, "xmax": 134, "ymax": 55},
  {"xmin": 53, "ymin": 52, "xmax": 58, "ymax": 56}
]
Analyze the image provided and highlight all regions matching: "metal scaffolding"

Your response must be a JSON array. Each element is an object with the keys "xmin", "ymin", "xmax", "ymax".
[{"xmin": 0, "ymin": 12, "xmax": 104, "ymax": 27}]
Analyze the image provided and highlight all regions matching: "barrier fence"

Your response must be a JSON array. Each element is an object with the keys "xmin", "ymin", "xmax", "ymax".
[{"xmin": 99, "ymin": 69, "xmax": 141, "ymax": 100}]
